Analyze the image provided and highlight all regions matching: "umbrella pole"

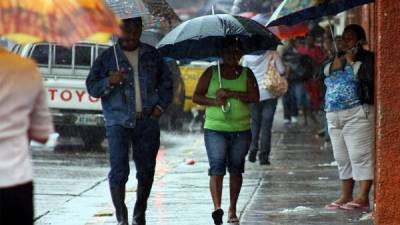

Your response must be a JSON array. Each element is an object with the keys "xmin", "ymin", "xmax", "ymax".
[
  {"xmin": 113, "ymin": 45, "xmax": 120, "ymax": 71},
  {"xmin": 212, "ymin": 5, "xmax": 229, "ymax": 113},
  {"xmin": 217, "ymin": 60, "xmax": 222, "ymax": 88},
  {"xmin": 328, "ymin": 19, "xmax": 338, "ymax": 54},
  {"xmin": 112, "ymin": 35, "xmax": 120, "ymax": 71},
  {"xmin": 217, "ymin": 60, "xmax": 231, "ymax": 113}
]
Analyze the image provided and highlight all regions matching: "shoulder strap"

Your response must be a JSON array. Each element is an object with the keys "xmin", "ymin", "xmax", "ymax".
[
  {"xmin": 211, "ymin": 65, "xmax": 218, "ymax": 77},
  {"xmin": 267, "ymin": 52, "xmax": 276, "ymax": 70},
  {"xmin": 268, "ymin": 52, "xmax": 275, "ymax": 62}
]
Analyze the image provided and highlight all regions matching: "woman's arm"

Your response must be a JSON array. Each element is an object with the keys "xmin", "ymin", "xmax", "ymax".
[
  {"xmin": 273, "ymin": 52, "xmax": 286, "ymax": 75},
  {"xmin": 192, "ymin": 67, "xmax": 224, "ymax": 106}
]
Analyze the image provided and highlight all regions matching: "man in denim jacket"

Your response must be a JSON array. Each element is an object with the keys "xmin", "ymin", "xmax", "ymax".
[{"xmin": 86, "ymin": 17, "xmax": 172, "ymax": 225}]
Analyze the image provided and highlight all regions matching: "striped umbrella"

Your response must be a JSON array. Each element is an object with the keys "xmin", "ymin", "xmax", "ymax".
[
  {"xmin": 267, "ymin": 0, "xmax": 375, "ymax": 27},
  {"xmin": 0, "ymin": 0, "xmax": 121, "ymax": 46},
  {"xmin": 266, "ymin": 0, "xmax": 375, "ymax": 51},
  {"xmin": 241, "ymin": 13, "xmax": 309, "ymax": 41},
  {"xmin": 105, "ymin": 0, "xmax": 180, "ymax": 29},
  {"xmin": 268, "ymin": 23, "xmax": 310, "ymax": 40}
]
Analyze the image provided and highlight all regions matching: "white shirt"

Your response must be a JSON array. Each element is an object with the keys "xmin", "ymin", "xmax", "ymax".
[
  {"xmin": 0, "ymin": 48, "xmax": 53, "ymax": 188},
  {"xmin": 123, "ymin": 49, "xmax": 142, "ymax": 112},
  {"xmin": 242, "ymin": 51, "xmax": 285, "ymax": 101}
]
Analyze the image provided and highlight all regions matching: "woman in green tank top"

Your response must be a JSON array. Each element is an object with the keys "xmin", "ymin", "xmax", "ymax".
[{"xmin": 193, "ymin": 37, "xmax": 259, "ymax": 225}]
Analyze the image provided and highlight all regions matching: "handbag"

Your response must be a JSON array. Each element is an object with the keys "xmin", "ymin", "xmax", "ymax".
[{"xmin": 263, "ymin": 53, "xmax": 288, "ymax": 97}]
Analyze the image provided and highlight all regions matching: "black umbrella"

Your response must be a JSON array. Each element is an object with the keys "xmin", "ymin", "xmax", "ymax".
[
  {"xmin": 157, "ymin": 13, "xmax": 279, "ymax": 112},
  {"xmin": 157, "ymin": 14, "xmax": 280, "ymax": 62}
]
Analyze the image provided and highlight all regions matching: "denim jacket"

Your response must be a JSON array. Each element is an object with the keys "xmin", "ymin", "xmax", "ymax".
[{"xmin": 86, "ymin": 43, "xmax": 173, "ymax": 128}]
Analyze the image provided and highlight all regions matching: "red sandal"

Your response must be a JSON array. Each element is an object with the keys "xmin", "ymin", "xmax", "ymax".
[
  {"xmin": 324, "ymin": 202, "xmax": 344, "ymax": 210},
  {"xmin": 227, "ymin": 216, "xmax": 239, "ymax": 225},
  {"xmin": 340, "ymin": 202, "xmax": 370, "ymax": 211}
]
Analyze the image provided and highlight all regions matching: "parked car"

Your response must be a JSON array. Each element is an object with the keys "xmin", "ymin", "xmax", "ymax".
[
  {"xmin": 179, "ymin": 61, "xmax": 212, "ymax": 112},
  {"xmin": 14, "ymin": 31, "xmax": 185, "ymax": 150}
]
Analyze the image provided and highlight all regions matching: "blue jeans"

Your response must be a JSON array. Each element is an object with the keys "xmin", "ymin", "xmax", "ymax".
[
  {"xmin": 249, "ymin": 98, "xmax": 278, "ymax": 162},
  {"xmin": 204, "ymin": 129, "xmax": 252, "ymax": 176},
  {"xmin": 290, "ymin": 81, "xmax": 311, "ymax": 116},
  {"xmin": 106, "ymin": 118, "xmax": 160, "ymax": 188}
]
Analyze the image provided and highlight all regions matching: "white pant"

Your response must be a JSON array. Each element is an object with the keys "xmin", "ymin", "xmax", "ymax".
[{"xmin": 326, "ymin": 105, "xmax": 374, "ymax": 181}]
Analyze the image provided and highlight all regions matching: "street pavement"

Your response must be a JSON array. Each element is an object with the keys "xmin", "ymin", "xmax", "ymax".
[{"xmin": 32, "ymin": 103, "xmax": 374, "ymax": 225}]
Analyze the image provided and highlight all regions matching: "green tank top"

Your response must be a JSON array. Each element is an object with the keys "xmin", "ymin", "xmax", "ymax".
[{"xmin": 204, "ymin": 66, "xmax": 250, "ymax": 132}]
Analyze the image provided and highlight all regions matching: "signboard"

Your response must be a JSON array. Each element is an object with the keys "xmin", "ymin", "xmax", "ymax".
[{"xmin": 45, "ymin": 87, "xmax": 102, "ymax": 111}]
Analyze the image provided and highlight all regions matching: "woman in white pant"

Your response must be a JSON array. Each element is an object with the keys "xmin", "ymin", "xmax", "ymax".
[{"xmin": 323, "ymin": 24, "xmax": 374, "ymax": 211}]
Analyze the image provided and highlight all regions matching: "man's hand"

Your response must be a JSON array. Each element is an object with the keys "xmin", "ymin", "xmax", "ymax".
[
  {"xmin": 151, "ymin": 106, "xmax": 163, "ymax": 119},
  {"xmin": 109, "ymin": 68, "xmax": 126, "ymax": 85}
]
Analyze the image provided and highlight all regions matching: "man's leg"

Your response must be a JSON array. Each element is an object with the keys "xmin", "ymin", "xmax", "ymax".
[
  {"xmin": 248, "ymin": 103, "xmax": 261, "ymax": 162},
  {"xmin": 131, "ymin": 118, "xmax": 160, "ymax": 225},
  {"xmin": 0, "ymin": 182, "xmax": 33, "ymax": 225},
  {"xmin": 290, "ymin": 82, "xmax": 300, "ymax": 122},
  {"xmin": 282, "ymin": 90, "xmax": 292, "ymax": 125},
  {"xmin": 106, "ymin": 125, "xmax": 130, "ymax": 225},
  {"xmin": 258, "ymin": 99, "xmax": 278, "ymax": 165}
]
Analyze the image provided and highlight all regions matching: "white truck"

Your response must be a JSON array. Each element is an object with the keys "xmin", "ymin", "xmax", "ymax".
[{"xmin": 14, "ymin": 38, "xmax": 185, "ymax": 150}]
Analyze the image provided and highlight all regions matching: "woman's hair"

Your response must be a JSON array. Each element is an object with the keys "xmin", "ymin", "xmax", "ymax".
[
  {"xmin": 343, "ymin": 24, "xmax": 367, "ymax": 42},
  {"xmin": 222, "ymin": 36, "xmax": 243, "ymax": 51}
]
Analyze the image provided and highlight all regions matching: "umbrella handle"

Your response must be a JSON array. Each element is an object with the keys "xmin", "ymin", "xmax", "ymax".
[{"xmin": 222, "ymin": 101, "xmax": 231, "ymax": 113}]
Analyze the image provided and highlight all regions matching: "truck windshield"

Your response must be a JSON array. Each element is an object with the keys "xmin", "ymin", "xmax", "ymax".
[{"xmin": 31, "ymin": 44, "xmax": 49, "ymax": 65}]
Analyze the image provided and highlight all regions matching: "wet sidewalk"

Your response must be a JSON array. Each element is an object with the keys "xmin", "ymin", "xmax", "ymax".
[
  {"xmin": 240, "ymin": 121, "xmax": 374, "ymax": 225},
  {"xmin": 34, "ymin": 104, "xmax": 374, "ymax": 225}
]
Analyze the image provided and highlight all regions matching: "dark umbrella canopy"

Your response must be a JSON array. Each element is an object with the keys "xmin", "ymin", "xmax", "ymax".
[
  {"xmin": 267, "ymin": 0, "xmax": 375, "ymax": 27},
  {"xmin": 157, "ymin": 14, "xmax": 280, "ymax": 62}
]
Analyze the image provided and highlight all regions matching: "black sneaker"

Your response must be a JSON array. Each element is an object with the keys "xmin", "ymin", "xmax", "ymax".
[
  {"xmin": 212, "ymin": 209, "xmax": 224, "ymax": 225},
  {"xmin": 248, "ymin": 151, "xmax": 257, "ymax": 163}
]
